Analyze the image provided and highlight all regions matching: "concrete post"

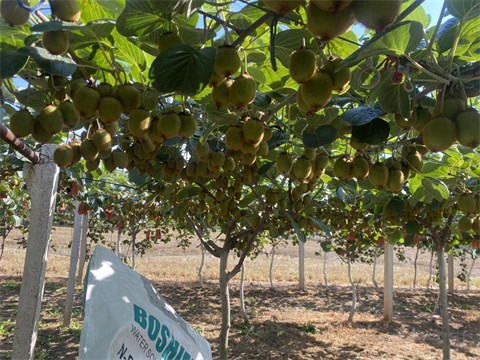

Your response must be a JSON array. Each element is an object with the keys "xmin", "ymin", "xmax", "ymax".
[
  {"xmin": 384, "ymin": 243, "xmax": 394, "ymax": 321},
  {"xmin": 63, "ymin": 201, "xmax": 82, "ymax": 326},
  {"xmin": 117, "ymin": 227, "xmax": 121, "ymax": 258},
  {"xmin": 448, "ymin": 252, "xmax": 454, "ymax": 294},
  {"xmin": 12, "ymin": 145, "xmax": 59, "ymax": 360},
  {"xmin": 76, "ymin": 212, "xmax": 89, "ymax": 286},
  {"xmin": 299, "ymin": 241, "xmax": 305, "ymax": 290}
]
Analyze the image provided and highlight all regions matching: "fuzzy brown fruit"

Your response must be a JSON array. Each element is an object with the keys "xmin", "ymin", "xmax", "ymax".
[
  {"xmin": 158, "ymin": 32, "xmax": 184, "ymax": 54},
  {"xmin": 116, "ymin": 84, "xmax": 140, "ymax": 113},
  {"xmin": 1, "ymin": 0, "xmax": 30, "ymax": 26},
  {"xmin": 39, "ymin": 105, "xmax": 64, "ymax": 134},
  {"xmin": 263, "ymin": 0, "xmax": 303, "ymax": 14},
  {"xmin": 353, "ymin": 0, "xmax": 401, "ymax": 31},
  {"xmin": 214, "ymin": 45, "xmax": 241, "ymax": 77},
  {"xmin": 455, "ymin": 109, "xmax": 480, "ymax": 149},
  {"xmin": 368, "ymin": 163, "xmax": 389, "ymax": 189},
  {"xmin": 32, "ymin": 120, "xmax": 53, "ymax": 144},
  {"xmin": 412, "ymin": 107, "xmax": 431, "ymax": 132},
  {"xmin": 422, "ymin": 116, "xmax": 456, "ymax": 152},
  {"xmin": 74, "ymin": 86, "xmax": 101, "ymax": 117},
  {"xmin": 9, "ymin": 109, "xmax": 35, "ymax": 138},
  {"xmin": 42, "ymin": 31, "xmax": 69, "ymax": 55},
  {"xmin": 80, "ymin": 139, "xmax": 98, "ymax": 162},
  {"xmin": 333, "ymin": 156, "xmax": 353, "ymax": 179},
  {"xmin": 128, "ymin": 109, "xmax": 151, "ymax": 138},
  {"xmin": 229, "ymin": 72, "xmax": 256, "ymax": 109},
  {"xmin": 289, "ymin": 47, "xmax": 316, "ymax": 83},
  {"xmin": 300, "ymin": 71, "xmax": 333, "ymax": 111},
  {"xmin": 53, "ymin": 144, "xmax": 74, "ymax": 167},
  {"xmin": 294, "ymin": 158, "xmax": 313, "ymax": 179},
  {"xmin": 312, "ymin": 0, "xmax": 352, "ymax": 13},
  {"xmin": 322, "ymin": 58, "xmax": 351, "ymax": 92},
  {"xmin": 351, "ymin": 157, "xmax": 370, "ymax": 179},
  {"xmin": 211, "ymin": 78, "xmax": 232, "ymax": 108},
  {"xmin": 51, "ymin": 0, "xmax": 80, "ymax": 22},
  {"xmin": 92, "ymin": 129, "xmax": 112, "ymax": 152},
  {"xmin": 158, "ymin": 112, "xmax": 181, "ymax": 139},
  {"xmin": 307, "ymin": 1, "xmax": 354, "ymax": 41},
  {"xmin": 243, "ymin": 118, "xmax": 264, "ymax": 145},
  {"xmin": 98, "ymin": 97, "xmax": 123, "ymax": 124},
  {"xmin": 58, "ymin": 100, "xmax": 80, "ymax": 127},
  {"xmin": 225, "ymin": 126, "xmax": 244, "ymax": 151}
]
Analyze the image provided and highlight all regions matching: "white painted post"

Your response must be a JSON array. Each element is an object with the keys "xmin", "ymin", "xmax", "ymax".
[
  {"xmin": 63, "ymin": 201, "xmax": 82, "ymax": 326},
  {"xmin": 11, "ymin": 145, "xmax": 59, "ymax": 360},
  {"xmin": 383, "ymin": 243, "xmax": 393, "ymax": 322},
  {"xmin": 116, "ymin": 227, "xmax": 122, "ymax": 258},
  {"xmin": 76, "ymin": 213, "xmax": 89, "ymax": 286},
  {"xmin": 448, "ymin": 252, "xmax": 454, "ymax": 294},
  {"xmin": 299, "ymin": 241, "xmax": 305, "ymax": 290}
]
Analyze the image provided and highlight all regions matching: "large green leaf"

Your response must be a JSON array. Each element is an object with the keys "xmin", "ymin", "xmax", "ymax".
[
  {"xmin": 446, "ymin": 0, "xmax": 479, "ymax": 18},
  {"xmin": 149, "ymin": 44, "xmax": 216, "ymax": 95},
  {"xmin": 339, "ymin": 104, "xmax": 384, "ymax": 125},
  {"xmin": 32, "ymin": 19, "xmax": 116, "ymax": 39},
  {"xmin": 17, "ymin": 46, "xmax": 77, "ymax": 76},
  {"xmin": 421, "ymin": 177, "xmax": 449, "ymax": 202},
  {"xmin": 400, "ymin": 0, "xmax": 429, "ymax": 27},
  {"xmin": 303, "ymin": 125, "xmax": 337, "ymax": 149},
  {"xmin": 0, "ymin": 50, "xmax": 28, "ymax": 78},
  {"xmin": 378, "ymin": 78, "xmax": 414, "ymax": 118},
  {"xmin": 80, "ymin": 0, "xmax": 125, "ymax": 23},
  {"xmin": 351, "ymin": 118, "xmax": 390, "ymax": 145},
  {"xmin": 284, "ymin": 212, "xmax": 306, "ymax": 243},
  {"xmin": 116, "ymin": 1, "xmax": 166, "ymax": 37}
]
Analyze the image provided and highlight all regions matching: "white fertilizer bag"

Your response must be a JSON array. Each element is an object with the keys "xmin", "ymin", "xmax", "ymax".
[{"xmin": 79, "ymin": 245, "xmax": 212, "ymax": 360}]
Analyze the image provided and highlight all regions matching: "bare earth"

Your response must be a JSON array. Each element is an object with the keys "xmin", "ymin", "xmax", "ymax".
[{"xmin": 1, "ymin": 226, "xmax": 479, "ymax": 359}]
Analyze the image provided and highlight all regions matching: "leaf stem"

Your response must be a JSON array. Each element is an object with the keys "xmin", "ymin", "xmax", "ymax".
[{"xmin": 404, "ymin": 55, "xmax": 449, "ymax": 84}]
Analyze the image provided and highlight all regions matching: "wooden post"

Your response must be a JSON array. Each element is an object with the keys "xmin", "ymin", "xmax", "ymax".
[
  {"xmin": 299, "ymin": 240, "xmax": 305, "ymax": 290},
  {"xmin": 76, "ymin": 212, "xmax": 89, "ymax": 286},
  {"xmin": 11, "ymin": 145, "xmax": 59, "ymax": 360},
  {"xmin": 383, "ymin": 243, "xmax": 393, "ymax": 322},
  {"xmin": 448, "ymin": 252, "xmax": 454, "ymax": 294},
  {"xmin": 63, "ymin": 201, "xmax": 82, "ymax": 326}
]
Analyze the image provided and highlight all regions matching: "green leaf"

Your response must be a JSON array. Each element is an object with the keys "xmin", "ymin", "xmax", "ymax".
[
  {"xmin": 321, "ymin": 240, "xmax": 333, "ymax": 252},
  {"xmin": 258, "ymin": 162, "xmax": 275, "ymax": 175},
  {"xmin": 284, "ymin": 212, "xmax": 306, "ymax": 243},
  {"xmin": 128, "ymin": 168, "xmax": 149, "ymax": 186},
  {"xmin": 406, "ymin": 220, "xmax": 420, "ymax": 234},
  {"xmin": 309, "ymin": 217, "xmax": 331, "ymax": 236},
  {"xmin": 446, "ymin": 0, "xmax": 479, "ymax": 18},
  {"xmin": 388, "ymin": 229, "xmax": 403, "ymax": 245},
  {"xmin": 150, "ymin": 44, "xmax": 216, "ymax": 95},
  {"xmin": 387, "ymin": 196, "xmax": 404, "ymax": 213},
  {"xmin": 173, "ymin": 201, "xmax": 190, "ymax": 218},
  {"xmin": 378, "ymin": 79, "xmax": 414, "ymax": 118},
  {"xmin": 303, "ymin": 125, "xmax": 337, "ymax": 149},
  {"xmin": 351, "ymin": 118, "xmax": 390, "ymax": 145},
  {"xmin": 0, "ymin": 50, "xmax": 28, "ymax": 78},
  {"xmin": 116, "ymin": 1, "xmax": 166, "ymax": 37},
  {"xmin": 421, "ymin": 178, "xmax": 449, "ymax": 202},
  {"xmin": 17, "ymin": 46, "xmax": 77, "ymax": 77},
  {"xmin": 400, "ymin": 0, "xmax": 429, "ymax": 27},
  {"xmin": 339, "ymin": 104, "xmax": 384, "ymax": 125},
  {"xmin": 275, "ymin": 29, "xmax": 312, "ymax": 68},
  {"xmin": 31, "ymin": 20, "xmax": 84, "ymax": 32}
]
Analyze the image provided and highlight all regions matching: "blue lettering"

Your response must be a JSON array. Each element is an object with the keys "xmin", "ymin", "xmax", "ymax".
[
  {"xmin": 156, "ymin": 324, "xmax": 170, "ymax": 353},
  {"xmin": 134, "ymin": 304, "xmax": 147, "ymax": 329},
  {"xmin": 148, "ymin": 314, "xmax": 161, "ymax": 342},
  {"xmin": 163, "ymin": 335, "xmax": 180, "ymax": 360}
]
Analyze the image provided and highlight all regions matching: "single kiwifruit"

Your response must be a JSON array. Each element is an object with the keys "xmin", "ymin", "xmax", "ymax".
[
  {"xmin": 257, "ymin": 141, "xmax": 269, "ymax": 157},
  {"xmin": 458, "ymin": 193, "xmax": 476, "ymax": 214},
  {"xmin": 455, "ymin": 108, "xmax": 480, "ymax": 149},
  {"xmin": 312, "ymin": 0, "xmax": 352, "ymax": 13},
  {"xmin": 209, "ymin": 71, "xmax": 225, "ymax": 87},
  {"xmin": 322, "ymin": 58, "xmax": 351, "ymax": 92},
  {"xmin": 422, "ymin": 116, "xmax": 456, "ymax": 152},
  {"xmin": 96, "ymin": 83, "xmax": 112, "ymax": 98},
  {"xmin": 214, "ymin": 45, "xmax": 241, "ymax": 77},
  {"xmin": 128, "ymin": 109, "xmax": 151, "ymax": 138},
  {"xmin": 196, "ymin": 141, "xmax": 210, "ymax": 159},
  {"xmin": 147, "ymin": 118, "xmax": 163, "ymax": 143},
  {"xmin": 333, "ymin": 156, "xmax": 353, "ymax": 179},
  {"xmin": 223, "ymin": 156, "xmax": 235, "ymax": 173},
  {"xmin": 263, "ymin": 0, "xmax": 303, "ymax": 14},
  {"xmin": 457, "ymin": 216, "xmax": 473, "ymax": 232},
  {"xmin": 351, "ymin": 157, "xmax": 370, "ymax": 179},
  {"xmin": 229, "ymin": 72, "xmax": 256, "ymax": 109},
  {"xmin": 58, "ymin": 100, "xmax": 80, "ymax": 127},
  {"xmin": 178, "ymin": 112, "xmax": 197, "ymax": 138},
  {"xmin": 51, "ymin": 0, "xmax": 80, "ymax": 22},
  {"xmin": 98, "ymin": 96, "xmax": 123, "ymax": 124},
  {"xmin": 304, "ymin": 148, "xmax": 316, "ymax": 161},
  {"xmin": 353, "ymin": 0, "xmax": 401, "ymax": 31},
  {"xmin": 158, "ymin": 112, "xmax": 181, "ymax": 139},
  {"xmin": 472, "ymin": 217, "xmax": 480, "ymax": 234},
  {"xmin": 264, "ymin": 128, "xmax": 273, "ymax": 142},
  {"xmin": 70, "ymin": 140, "xmax": 81, "ymax": 164},
  {"xmin": 243, "ymin": 153, "xmax": 257, "ymax": 166},
  {"xmin": 211, "ymin": 78, "xmax": 233, "ymax": 108},
  {"xmin": 289, "ymin": 47, "xmax": 316, "ymax": 83},
  {"xmin": 92, "ymin": 129, "xmax": 112, "ymax": 152},
  {"xmin": 116, "ymin": 84, "xmax": 140, "ymax": 113},
  {"xmin": 141, "ymin": 138, "xmax": 156, "ymax": 153},
  {"xmin": 350, "ymin": 136, "xmax": 368, "ymax": 151},
  {"xmin": 210, "ymin": 151, "xmax": 226, "ymax": 169},
  {"xmin": 53, "ymin": 144, "xmax": 74, "ymax": 167},
  {"xmin": 80, "ymin": 139, "xmax": 98, "ymax": 161},
  {"xmin": 42, "ymin": 30, "xmax": 69, "ymax": 55},
  {"xmin": 158, "ymin": 32, "xmax": 184, "ymax": 54},
  {"xmin": 102, "ymin": 156, "xmax": 116, "ymax": 172},
  {"xmin": 412, "ymin": 107, "xmax": 431, "ymax": 131},
  {"xmin": 405, "ymin": 152, "xmax": 423, "ymax": 172},
  {"xmin": 315, "ymin": 154, "xmax": 329, "ymax": 169},
  {"xmin": 84, "ymin": 158, "xmax": 99, "ymax": 171},
  {"xmin": 103, "ymin": 121, "xmax": 118, "ymax": 137},
  {"xmin": 1, "ymin": 0, "xmax": 30, "ymax": 26},
  {"xmin": 74, "ymin": 86, "xmax": 101, "ymax": 117},
  {"xmin": 243, "ymin": 118, "xmax": 264, "ymax": 145},
  {"xmin": 31, "ymin": 119, "xmax": 53, "ymax": 144},
  {"xmin": 69, "ymin": 80, "xmax": 85, "ymax": 99},
  {"xmin": 433, "ymin": 96, "xmax": 464, "ymax": 121},
  {"xmin": 225, "ymin": 126, "xmax": 244, "ymax": 151},
  {"xmin": 297, "ymin": 90, "xmax": 315, "ymax": 114},
  {"xmin": 307, "ymin": 1, "xmax": 354, "ymax": 41},
  {"xmin": 294, "ymin": 157, "xmax": 313, "ymax": 179},
  {"xmin": 395, "ymin": 113, "xmax": 416, "ymax": 129},
  {"xmin": 300, "ymin": 71, "xmax": 333, "ymax": 111},
  {"xmin": 386, "ymin": 169, "xmax": 405, "ymax": 193},
  {"xmin": 9, "ymin": 109, "xmax": 35, "ymax": 138},
  {"xmin": 39, "ymin": 105, "xmax": 64, "ymax": 134},
  {"xmin": 330, "ymin": 116, "xmax": 351, "ymax": 138},
  {"xmin": 241, "ymin": 142, "xmax": 260, "ymax": 155},
  {"xmin": 368, "ymin": 162, "xmax": 389, "ymax": 189}
]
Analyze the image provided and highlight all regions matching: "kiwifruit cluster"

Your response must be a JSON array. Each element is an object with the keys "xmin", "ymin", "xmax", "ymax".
[{"xmin": 457, "ymin": 192, "xmax": 480, "ymax": 234}]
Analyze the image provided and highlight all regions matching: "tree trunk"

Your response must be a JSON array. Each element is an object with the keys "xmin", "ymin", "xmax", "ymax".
[
  {"xmin": 117, "ymin": 227, "xmax": 122, "ymax": 258},
  {"xmin": 431, "ymin": 288, "xmax": 441, "ymax": 322},
  {"xmin": 466, "ymin": 257, "xmax": 476, "ymax": 292},
  {"xmin": 413, "ymin": 246, "xmax": 420, "ymax": 288},
  {"xmin": 298, "ymin": 240, "xmax": 305, "ymax": 290},
  {"xmin": 198, "ymin": 243, "xmax": 205, "ymax": 287},
  {"xmin": 131, "ymin": 234, "xmax": 136, "ymax": 270},
  {"xmin": 427, "ymin": 251, "xmax": 434, "ymax": 290},
  {"xmin": 239, "ymin": 256, "xmax": 249, "ymax": 324},
  {"xmin": 447, "ymin": 252, "xmax": 454, "ymax": 294},
  {"xmin": 219, "ymin": 250, "xmax": 230, "ymax": 360},
  {"xmin": 372, "ymin": 247, "xmax": 379, "ymax": 292},
  {"xmin": 347, "ymin": 258, "xmax": 356, "ymax": 323},
  {"xmin": 383, "ymin": 243, "xmax": 394, "ymax": 322},
  {"xmin": 436, "ymin": 241, "xmax": 451, "ymax": 360},
  {"xmin": 269, "ymin": 245, "xmax": 275, "ymax": 290},
  {"xmin": 323, "ymin": 251, "xmax": 328, "ymax": 291},
  {"xmin": 0, "ymin": 228, "xmax": 7, "ymax": 263}
]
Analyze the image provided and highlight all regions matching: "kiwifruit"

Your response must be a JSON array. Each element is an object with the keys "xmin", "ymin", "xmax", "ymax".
[
  {"xmin": 51, "ymin": 0, "xmax": 80, "ymax": 22},
  {"xmin": 96, "ymin": 83, "xmax": 112, "ymax": 98},
  {"xmin": 412, "ymin": 107, "xmax": 431, "ymax": 132},
  {"xmin": 158, "ymin": 32, "xmax": 184, "ymax": 54},
  {"xmin": 289, "ymin": 47, "xmax": 316, "ymax": 83},
  {"xmin": 455, "ymin": 108, "xmax": 480, "ymax": 149},
  {"xmin": 473, "ymin": 217, "xmax": 480, "ymax": 234},
  {"xmin": 225, "ymin": 126, "xmax": 244, "ymax": 151},
  {"xmin": 53, "ymin": 144, "xmax": 73, "ymax": 167},
  {"xmin": 241, "ymin": 142, "xmax": 260, "ymax": 155},
  {"xmin": 158, "ymin": 112, "xmax": 180, "ymax": 139},
  {"xmin": 39, "ymin": 105, "xmax": 64, "ymax": 134},
  {"xmin": 128, "ymin": 109, "xmax": 151, "ymax": 138},
  {"xmin": 223, "ymin": 156, "xmax": 235, "ymax": 173},
  {"xmin": 209, "ymin": 151, "xmax": 225, "ymax": 169},
  {"xmin": 98, "ymin": 97, "xmax": 123, "ymax": 124},
  {"xmin": 214, "ymin": 45, "xmax": 241, "ymax": 77},
  {"xmin": 229, "ymin": 72, "xmax": 256, "ymax": 109},
  {"xmin": 458, "ymin": 216, "xmax": 473, "ymax": 232},
  {"xmin": 350, "ymin": 136, "xmax": 368, "ymax": 151},
  {"xmin": 196, "ymin": 141, "xmax": 210, "ymax": 158},
  {"xmin": 196, "ymin": 162, "xmax": 208, "ymax": 177},
  {"xmin": 405, "ymin": 152, "xmax": 423, "ymax": 172},
  {"xmin": 353, "ymin": 0, "xmax": 401, "ymax": 31},
  {"xmin": 141, "ymin": 138, "xmax": 155, "ymax": 153},
  {"xmin": 102, "ymin": 121, "xmax": 118, "ymax": 137},
  {"xmin": 330, "ymin": 116, "xmax": 351, "ymax": 138},
  {"xmin": 209, "ymin": 71, "xmax": 225, "ymax": 87},
  {"xmin": 300, "ymin": 71, "xmax": 333, "ymax": 111},
  {"xmin": 458, "ymin": 193, "xmax": 476, "ymax": 214},
  {"xmin": 178, "ymin": 112, "xmax": 197, "ymax": 138},
  {"xmin": 70, "ymin": 140, "xmax": 81, "ymax": 164},
  {"xmin": 368, "ymin": 162, "xmax": 389, "ymax": 189},
  {"xmin": 211, "ymin": 78, "xmax": 233, "ymax": 108},
  {"xmin": 395, "ymin": 113, "xmax": 416, "ymax": 129},
  {"xmin": 433, "ymin": 96, "xmax": 464, "ymax": 121},
  {"xmin": 263, "ymin": 0, "xmax": 303, "ymax": 13},
  {"xmin": 307, "ymin": 2, "xmax": 354, "ymax": 41},
  {"xmin": 312, "ymin": 0, "xmax": 352, "ymax": 12},
  {"xmin": 275, "ymin": 153, "xmax": 292, "ymax": 174},
  {"xmin": 58, "ymin": 100, "xmax": 80, "ymax": 127},
  {"xmin": 69, "ymin": 81, "xmax": 85, "ymax": 99},
  {"xmin": 351, "ymin": 157, "xmax": 370, "ymax": 179},
  {"xmin": 31, "ymin": 119, "xmax": 52, "ymax": 144},
  {"xmin": 92, "ymin": 129, "xmax": 112, "ymax": 152},
  {"xmin": 257, "ymin": 141, "xmax": 269, "ymax": 157},
  {"xmin": 315, "ymin": 154, "xmax": 329, "ymax": 169},
  {"xmin": 304, "ymin": 148, "xmax": 316, "ymax": 161},
  {"xmin": 1, "ymin": 0, "xmax": 30, "ymax": 26},
  {"xmin": 242, "ymin": 153, "xmax": 256, "ymax": 166},
  {"xmin": 386, "ymin": 169, "xmax": 405, "ymax": 193},
  {"xmin": 9, "ymin": 109, "xmax": 35, "ymax": 138},
  {"xmin": 80, "ymin": 139, "xmax": 98, "ymax": 161},
  {"xmin": 85, "ymin": 158, "xmax": 100, "ymax": 172},
  {"xmin": 297, "ymin": 90, "xmax": 315, "ymax": 114},
  {"xmin": 42, "ymin": 31, "xmax": 69, "ymax": 55},
  {"xmin": 422, "ymin": 116, "xmax": 456, "ymax": 152},
  {"xmin": 147, "ymin": 118, "xmax": 162, "ymax": 143},
  {"xmin": 264, "ymin": 128, "xmax": 273, "ymax": 142},
  {"xmin": 243, "ymin": 118, "xmax": 264, "ymax": 145},
  {"xmin": 322, "ymin": 58, "xmax": 351, "ymax": 92},
  {"xmin": 74, "ymin": 86, "xmax": 101, "ymax": 117},
  {"xmin": 48, "ymin": 76, "xmax": 71, "ymax": 101},
  {"xmin": 333, "ymin": 156, "xmax": 353, "ymax": 179},
  {"xmin": 294, "ymin": 157, "xmax": 313, "ymax": 179},
  {"xmin": 102, "ymin": 156, "xmax": 116, "ymax": 172},
  {"xmin": 116, "ymin": 84, "xmax": 140, "ymax": 113}
]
